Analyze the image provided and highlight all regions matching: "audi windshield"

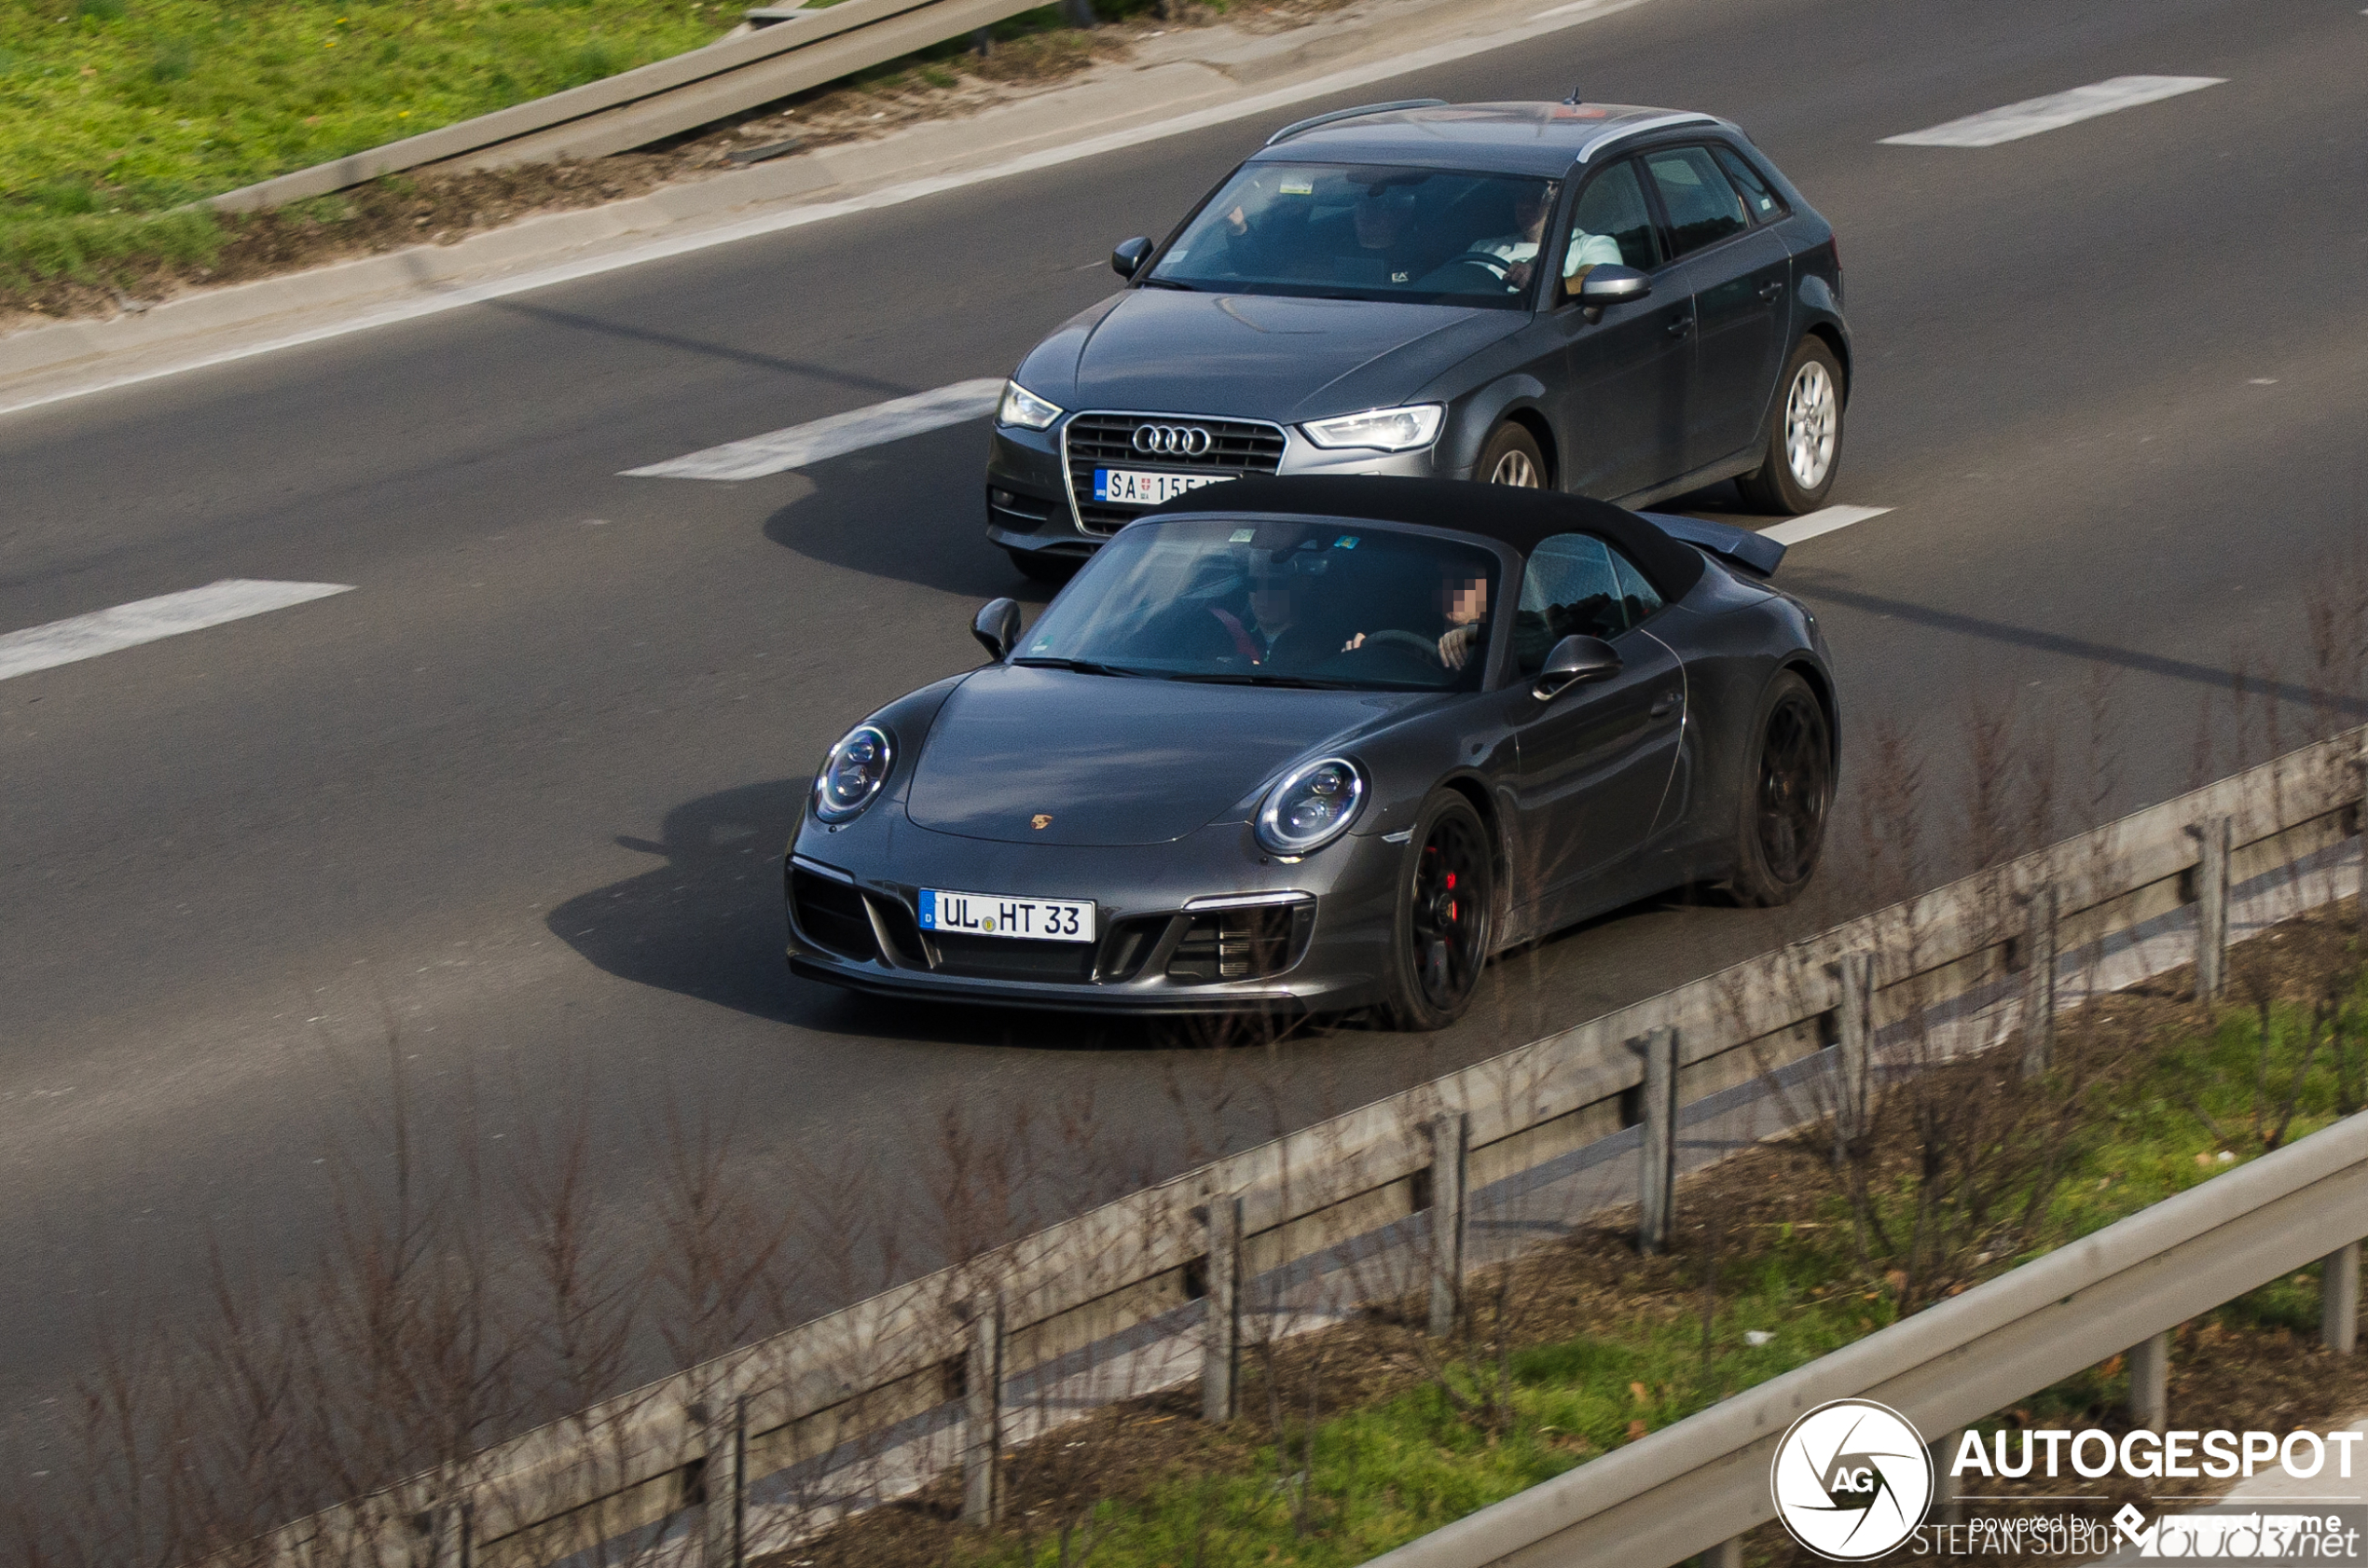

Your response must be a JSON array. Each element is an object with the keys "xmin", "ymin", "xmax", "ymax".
[
  {"xmin": 1147, "ymin": 164, "xmax": 1559, "ymax": 307},
  {"xmin": 1017, "ymin": 516, "xmax": 1502, "ymax": 692}
]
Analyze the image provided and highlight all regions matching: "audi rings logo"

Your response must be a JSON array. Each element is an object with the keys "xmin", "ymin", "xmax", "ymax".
[
  {"xmin": 1770, "ymin": 1399, "xmax": 1934, "ymax": 1561},
  {"xmin": 1132, "ymin": 423, "xmax": 1213, "ymax": 457}
]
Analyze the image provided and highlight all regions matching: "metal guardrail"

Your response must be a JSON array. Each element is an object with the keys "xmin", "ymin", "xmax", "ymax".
[
  {"xmin": 1370, "ymin": 1105, "xmax": 2368, "ymax": 1568},
  {"xmin": 210, "ymin": 0, "xmax": 1063, "ymax": 213},
  {"xmin": 234, "ymin": 723, "xmax": 2368, "ymax": 1566}
]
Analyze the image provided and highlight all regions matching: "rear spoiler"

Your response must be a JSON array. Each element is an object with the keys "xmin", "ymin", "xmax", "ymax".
[{"xmin": 1638, "ymin": 511, "xmax": 1786, "ymax": 577}]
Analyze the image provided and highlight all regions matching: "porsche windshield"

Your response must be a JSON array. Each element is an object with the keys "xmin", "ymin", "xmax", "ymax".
[
  {"xmin": 1016, "ymin": 517, "xmax": 1501, "ymax": 692},
  {"xmin": 1146, "ymin": 164, "xmax": 1559, "ymax": 307}
]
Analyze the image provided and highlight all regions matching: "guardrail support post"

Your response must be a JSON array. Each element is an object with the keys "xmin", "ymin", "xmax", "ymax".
[
  {"xmin": 2020, "ymin": 885, "xmax": 2058, "ymax": 1080},
  {"xmin": 1637, "ymin": 1026, "xmax": 1678, "ymax": 1255},
  {"xmin": 2192, "ymin": 816, "xmax": 2231, "ymax": 1000},
  {"xmin": 1427, "ymin": 1111, "xmax": 1468, "ymax": 1337},
  {"xmin": 1834, "ymin": 952, "xmax": 1873, "ymax": 1149},
  {"xmin": 2324, "ymin": 1242, "xmax": 2361, "ymax": 1355},
  {"xmin": 1204, "ymin": 1193, "xmax": 1242, "ymax": 1423},
  {"xmin": 1930, "ymin": 1429, "xmax": 1963, "ymax": 1527},
  {"xmin": 961, "ymin": 1295, "xmax": 1004, "ymax": 1527},
  {"xmin": 1688, "ymin": 1539, "xmax": 1742, "ymax": 1568},
  {"xmin": 2127, "ymin": 1331, "xmax": 2169, "ymax": 1434},
  {"xmin": 700, "ymin": 1396, "xmax": 746, "ymax": 1566}
]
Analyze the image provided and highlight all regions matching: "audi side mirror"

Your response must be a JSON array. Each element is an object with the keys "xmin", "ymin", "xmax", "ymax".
[
  {"xmin": 1532, "ymin": 634, "xmax": 1622, "ymax": 700},
  {"xmin": 972, "ymin": 598, "xmax": 1022, "ymax": 662},
  {"xmin": 1575, "ymin": 265, "xmax": 1651, "ymax": 322},
  {"xmin": 1110, "ymin": 236, "xmax": 1153, "ymax": 280}
]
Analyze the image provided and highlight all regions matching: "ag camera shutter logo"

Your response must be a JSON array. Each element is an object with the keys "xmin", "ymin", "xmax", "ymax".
[{"xmin": 1770, "ymin": 1399, "xmax": 1934, "ymax": 1561}]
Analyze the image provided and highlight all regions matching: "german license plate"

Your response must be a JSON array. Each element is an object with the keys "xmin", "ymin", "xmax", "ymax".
[
  {"xmin": 918, "ymin": 887, "xmax": 1095, "ymax": 942},
  {"xmin": 1093, "ymin": 468, "xmax": 1234, "ymax": 506}
]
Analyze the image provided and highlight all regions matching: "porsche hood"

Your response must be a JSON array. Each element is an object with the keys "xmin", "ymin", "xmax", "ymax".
[{"xmin": 903, "ymin": 666, "xmax": 1420, "ymax": 846}]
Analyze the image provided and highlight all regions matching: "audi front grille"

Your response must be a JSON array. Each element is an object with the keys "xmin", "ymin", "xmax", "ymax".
[{"xmin": 1062, "ymin": 414, "xmax": 1289, "ymax": 536}]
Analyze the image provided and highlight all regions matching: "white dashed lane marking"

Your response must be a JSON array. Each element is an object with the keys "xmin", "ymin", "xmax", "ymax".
[
  {"xmin": 1881, "ymin": 76, "xmax": 2223, "ymax": 148},
  {"xmin": 1758, "ymin": 504, "xmax": 1891, "ymax": 546},
  {"xmin": 623, "ymin": 378, "xmax": 1007, "ymax": 481},
  {"xmin": 0, "ymin": 580, "xmax": 353, "ymax": 681}
]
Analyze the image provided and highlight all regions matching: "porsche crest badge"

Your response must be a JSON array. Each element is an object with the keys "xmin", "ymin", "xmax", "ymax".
[{"xmin": 1031, "ymin": 814, "xmax": 1053, "ymax": 831}]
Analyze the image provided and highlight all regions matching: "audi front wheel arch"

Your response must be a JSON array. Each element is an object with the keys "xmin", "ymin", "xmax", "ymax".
[
  {"xmin": 1475, "ymin": 420, "xmax": 1548, "ymax": 489},
  {"xmin": 1736, "ymin": 338, "xmax": 1845, "ymax": 516},
  {"xmin": 1383, "ymin": 791, "xmax": 1495, "ymax": 1030}
]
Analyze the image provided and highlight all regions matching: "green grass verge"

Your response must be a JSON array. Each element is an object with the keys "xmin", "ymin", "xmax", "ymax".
[
  {"xmin": 0, "ymin": 0, "xmax": 737, "ymax": 222},
  {"xmin": 934, "ymin": 966, "xmax": 2368, "ymax": 1568},
  {"xmin": 0, "ymin": 0, "xmax": 1161, "ymax": 296}
]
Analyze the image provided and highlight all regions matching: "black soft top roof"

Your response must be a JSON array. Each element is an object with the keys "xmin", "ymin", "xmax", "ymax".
[{"xmin": 1143, "ymin": 475, "xmax": 1709, "ymax": 600}]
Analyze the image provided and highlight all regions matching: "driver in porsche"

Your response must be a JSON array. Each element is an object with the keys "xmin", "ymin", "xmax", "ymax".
[{"xmin": 1343, "ymin": 569, "xmax": 1493, "ymax": 671}]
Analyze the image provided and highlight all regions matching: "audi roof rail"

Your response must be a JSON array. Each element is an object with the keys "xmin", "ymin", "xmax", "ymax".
[
  {"xmin": 1264, "ymin": 99, "xmax": 1449, "ymax": 147},
  {"xmin": 1576, "ymin": 110, "xmax": 1724, "ymax": 162}
]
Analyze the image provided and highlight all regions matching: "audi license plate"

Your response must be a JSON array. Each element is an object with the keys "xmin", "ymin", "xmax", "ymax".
[
  {"xmin": 1094, "ymin": 469, "xmax": 1234, "ymax": 506},
  {"xmin": 918, "ymin": 887, "xmax": 1095, "ymax": 942}
]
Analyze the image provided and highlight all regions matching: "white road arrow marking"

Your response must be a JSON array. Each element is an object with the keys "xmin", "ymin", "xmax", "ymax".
[
  {"xmin": 623, "ymin": 377, "xmax": 1008, "ymax": 481},
  {"xmin": 0, "ymin": 579, "xmax": 353, "ymax": 681},
  {"xmin": 1882, "ymin": 76, "xmax": 2223, "ymax": 148},
  {"xmin": 1759, "ymin": 504, "xmax": 1891, "ymax": 546}
]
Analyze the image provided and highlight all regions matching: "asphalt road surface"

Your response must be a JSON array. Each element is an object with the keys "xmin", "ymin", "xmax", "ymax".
[{"xmin": 4, "ymin": 0, "xmax": 2364, "ymax": 1465}]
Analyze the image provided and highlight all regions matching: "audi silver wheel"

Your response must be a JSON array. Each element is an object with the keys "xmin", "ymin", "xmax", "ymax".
[
  {"xmin": 1476, "ymin": 421, "xmax": 1546, "ymax": 490},
  {"xmin": 1737, "ymin": 338, "xmax": 1845, "ymax": 515},
  {"xmin": 1783, "ymin": 360, "xmax": 1838, "ymax": 490}
]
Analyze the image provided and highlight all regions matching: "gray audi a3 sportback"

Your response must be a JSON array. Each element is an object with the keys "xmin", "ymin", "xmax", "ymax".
[{"xmin": 984, "ymin": 99, "xmax": 1851, "ymax": 581}]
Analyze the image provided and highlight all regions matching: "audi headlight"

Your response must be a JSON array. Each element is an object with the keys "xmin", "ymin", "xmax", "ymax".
[
  {"xmin": 997, "ymin": 380, "xmax": 1063, "ymax": 432},
  {"xmin": 1299, "ymin": 404, "xmax": 1445, "ymax": 452},
  {"xmin": 1255, "ymin": 758, "xmax": 1367, "ymax": 857},
  {"xmin": 814, "ymin": 724, "xmax": 893, "ymax": 823}
]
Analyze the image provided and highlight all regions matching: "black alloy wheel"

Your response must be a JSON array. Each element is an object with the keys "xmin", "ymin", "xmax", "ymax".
[
  {"xmin": 1386, "ymin": 793, "xmax": 1494, "ymax": 1030},
  {"xmin": 1729, "ymin": 671, "xmax": 1832, "ymax": 906}
]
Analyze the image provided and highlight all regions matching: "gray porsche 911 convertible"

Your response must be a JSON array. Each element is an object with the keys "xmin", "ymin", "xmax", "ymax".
[{"xmin": 788, "ymin": 477, "xmax": 1836, "ymax": 1027}]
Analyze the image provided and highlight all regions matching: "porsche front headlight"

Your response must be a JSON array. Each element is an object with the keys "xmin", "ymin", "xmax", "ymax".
[
  {"xmin": 1299, "ymin": 404, "xmax": 1444, "ymax": 452},
  {"xmin": 1256, "ymin": 757, "xmax": 1367, "ymax": 857},
  {"xmin": 814, "ymin": 724, "xmax": 893, "ymax": 823},
  {"xmin": 997, "ymin": 380, "xmax": 1064, "ymax": 432}
]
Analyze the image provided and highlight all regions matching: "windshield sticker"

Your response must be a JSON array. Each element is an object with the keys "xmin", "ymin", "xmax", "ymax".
[
  {"xmin": 1230, "ymin": 528, "xmax": 1257, "ymax": 543},
  {"xmin": 1278, "ymin": 180, "xmax": 1315, "ymax": 196},
  {"xmin": 1333, "ymin": 535, "xmax": 1359, "ymax": 550}
]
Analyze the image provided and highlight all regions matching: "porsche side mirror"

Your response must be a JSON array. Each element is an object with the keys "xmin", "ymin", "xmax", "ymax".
[
  {"xmin": 1110, "ymin": 236, "xmax": 1153, "ymax": 280},
  {"xmin": 1532, "ymin": 634, "xmax": 1622, "ymax": 700},
  {"xmin": 1575, "ymin": 264, "xmax": 1650, "ymax": 322},
  {"xmin": 972, "ymin": 598, "xmax": 1022, "ymax": 662}
]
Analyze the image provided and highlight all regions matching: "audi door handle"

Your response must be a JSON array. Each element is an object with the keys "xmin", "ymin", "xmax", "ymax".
[
  {"xmin": 1665, "ymin": 315, "xmax": 1695, "ymax": 337},
  {"xmin": 1758, "ymin": 280, "xmax": 1785, "ymax": 302},
  {"xmin": 1650, "ymin": 692, "xmax": 1680, "ymax": 719}
]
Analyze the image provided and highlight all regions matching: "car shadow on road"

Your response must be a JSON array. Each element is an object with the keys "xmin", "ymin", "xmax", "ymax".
[
  {"xmin": 756, "ymin": 422, "xmax": 1061, "ymax": 607},
  {"xmin": 547, "ymin": 776, "xmax": 1277, "ymax": 1052}
]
